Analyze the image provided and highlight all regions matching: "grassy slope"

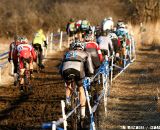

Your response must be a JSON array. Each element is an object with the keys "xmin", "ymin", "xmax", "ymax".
[{"xmin": 0, "ymin": 0, "xmax": 135, "ymax": 38}]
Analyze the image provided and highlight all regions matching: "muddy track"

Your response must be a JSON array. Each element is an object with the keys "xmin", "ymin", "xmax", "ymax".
[
  {"xmin": 0, "ymin": 51, "xmax": 65, "ymax": 130},
  {"xmin": 0, "ymin": 45, "xmax": 160, "ymax": 130}
]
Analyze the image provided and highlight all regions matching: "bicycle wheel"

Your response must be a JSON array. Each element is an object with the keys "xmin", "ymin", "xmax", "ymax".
[
  {"xmin": 36, "ymin": 50, "xmax": 41, "ymax": 73},
  {"xmin": 70, "ymin": 84, "xmax": 80, "ymax": 130},
  {"xmin": 24, "ymin": 62, "xmax": 32, "ymax": 93}
]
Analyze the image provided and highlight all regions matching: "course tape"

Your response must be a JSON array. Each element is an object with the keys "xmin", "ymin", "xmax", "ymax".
[{"xmin": 0, "ymin": 51, "xmax": 9, "ymax": 58}]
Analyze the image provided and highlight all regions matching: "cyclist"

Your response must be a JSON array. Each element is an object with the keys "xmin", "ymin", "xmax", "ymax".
[
  {"xmin": 108, "ymin": 32, "xmax": 119, "ymax": 55},
  {"xmin": 80, "ymin": 18, "xmax": 91, "ymax": 39},
  {"xmin": 32, "ymin": 29, "xmax": 47, "ymax": 69},
  {"xmin": 8, "ymin": 35, "xmax": 21, "ymax": 86},
  {"xmin": 66, "ymin": 18, "xmax": 76, "ymax": 44},
  {"xmin": 60, "ymin": 41, "xmax": 94, "ymax": 119},
  {"xmin": 102, "ymin": 17, "xmax": 114, "ymax": 32},
  {"xmin": 84, "ymin": 34, "xmax": 103, "ymax": 73},
  {"xmin": 97, "ymin": 31, "xmax": 114, "ymax": 59},
  {"xmin": 116, "ymin": 23, "xmax": 130, "ymax": 56},
  {"xmin": 17, "ymin": 37, "xmax": 36, "ymax": 92}
]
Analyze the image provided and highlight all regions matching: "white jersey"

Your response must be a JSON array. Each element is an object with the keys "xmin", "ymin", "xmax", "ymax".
[
  {"xmin": 102, "ymin": 20, "xmax": 114, "ymax": 31},
  {"xmin": 97, "ymin": 36, "xmax": 113, "ymax": 56}
]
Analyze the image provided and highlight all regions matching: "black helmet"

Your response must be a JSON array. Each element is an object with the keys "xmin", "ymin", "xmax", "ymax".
[{"xmin": 70, "ymin": 40, "xmax": 84, "ymax": 50}]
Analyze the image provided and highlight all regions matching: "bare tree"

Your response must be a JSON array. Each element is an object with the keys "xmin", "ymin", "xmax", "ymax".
[{"xmin": 131, "ymin": 0, "xmax": 160, "ymax": 23}]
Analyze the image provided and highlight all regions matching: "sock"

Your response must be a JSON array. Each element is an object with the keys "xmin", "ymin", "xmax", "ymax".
[
  {"xmin": 14, "ymin": 73, "xmax": 18, "ymax": 81},
  {"xmin": 66, "ymin": 96, "xmax": 71, "ymax": 104},
  {"xmin": 81, "ymin": 106, "xmax": 85, "ymax": 118}
]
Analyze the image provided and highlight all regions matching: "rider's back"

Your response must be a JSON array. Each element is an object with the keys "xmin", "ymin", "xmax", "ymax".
[
  {"xmin": 61, "ymin": 49, "xmax": 94, "ymax": 77},
  {"xmin": 17, "ymin": 44, "xmax": 36, "ymax": 60},
  {"xmin": 33, "ymin": 32, "xmax": 46, "ymax": 45},
  {"xmin": 84, "ymin": 41, "xmax": 103, "ymax": 69}
]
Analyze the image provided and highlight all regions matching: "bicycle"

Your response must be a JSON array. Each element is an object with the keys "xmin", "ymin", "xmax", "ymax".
[
  {"xmin": 18, "ymin": 58, "xmax": 32, "ymax": 94},
  {"xmin": 82, "ymin": 59, "xmax": 110, "ymax": 130},
  {"xmin": 33, "ymin": 44, "xmax": 43, "ymax": 73},
  {"xmin": 65, "ymin": 74, "xmax": 81, "ymax": 130}
]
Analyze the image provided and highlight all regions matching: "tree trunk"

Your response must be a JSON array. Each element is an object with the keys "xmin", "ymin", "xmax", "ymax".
[{"xmin": 131, "ymin": 0, "xmax": 160, "ymax": 23}]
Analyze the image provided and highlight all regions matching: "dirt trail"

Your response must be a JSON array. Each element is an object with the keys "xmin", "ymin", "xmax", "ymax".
[
  {"xmin": 104, "ymin": 45, "xmax": 160, "ymax": 129},
  {"xmin": 0, "ymin": 45, "xmax": 160, "ymax": 130},
  {"xmin": 0, "ymin": 49, "xmax": 66, "ymax": 130}
]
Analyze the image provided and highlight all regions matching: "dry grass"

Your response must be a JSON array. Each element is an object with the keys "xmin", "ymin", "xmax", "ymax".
[
  {"xmin": 127, "ymin": 20, "xmax": 160, "ymax": 49},
  {"xmin": 0, "ymin": 0, "xmax": 135, "ymax": 38}
]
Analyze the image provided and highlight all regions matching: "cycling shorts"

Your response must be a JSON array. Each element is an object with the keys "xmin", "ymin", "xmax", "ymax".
[
  {"xmin": 62, "ymin": 68, "xmax": 83, "ymax": 87},
  {"xmin": 33, "ymin": 44, "xmax": 42, "ymax": 52},
  {"xmin": 69, "ymin": 31, "xmax": 76, "ymax": 37},
  {"xmin": 19, "ymin": 57, "xmax": 32, "ymax": 69}
]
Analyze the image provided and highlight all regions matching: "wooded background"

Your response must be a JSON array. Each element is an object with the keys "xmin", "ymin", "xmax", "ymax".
[{"xmin": 0, "ymin": 0, "xmax": 159, "ymax": 37}]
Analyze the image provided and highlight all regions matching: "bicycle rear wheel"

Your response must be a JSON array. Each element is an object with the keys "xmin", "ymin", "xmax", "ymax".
[
  {"xmin": 24, "ymin": 65, "xmax": 32, "ymax": 93},
  {"xmin": 70, "ymin": 84, "xmax": 80, "ymax": 130}
]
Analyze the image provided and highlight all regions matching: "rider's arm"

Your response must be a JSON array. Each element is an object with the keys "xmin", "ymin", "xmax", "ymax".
[
  {"xmin": 86, "ymin": 53, "xmax": 94, "ymax": 76},
  {"xmin": 8, "ymin": 43, "xmax": 12, "ymax": 62},
  {"xmin": 31, "ymin": 47, "xmax": 37, "ymax": 62},
  {"xmin": 108, "ymin": 37, "xmax": 114, "ymax": 55},
  {"xmin": 96, "ymin": 44, "xmax": 103, "ymax": 62}
]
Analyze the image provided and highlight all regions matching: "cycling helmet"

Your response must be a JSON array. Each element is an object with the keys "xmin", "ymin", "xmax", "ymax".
[
  {"xmin": 119, "ymin": 22, "xmax": 125, "ymax": 28},
  {"xmin": 38, "ymin": 29, "xmax": 43, "ymax": 34},
  {"xmin": 107, "ymin": 17, "xmax": 112, "ymax": 20},
  {"xmin": 72, "ymin": 41, "xmax": 84, "ymax": 50},
  {"xmin": 20, "ymin": 37, "xmax": 28, "ymax": 44},
  {"xmin": 109, "ymin": 33, "xmax": 118, "ymax": 39},
  {"xmin": 104, "ymin": 18, "xmax": 107, "ymax": 21},
  {"xmin": 14, "ymin": 34, "xmax": 19, "ymax": 41},
  {"xmin": 70, "ymin": 18, "xmax": 74, "ymax": 22},
  {"xmin": 15, "ymin": 36, "xmax": 21, "ymax": 45}
]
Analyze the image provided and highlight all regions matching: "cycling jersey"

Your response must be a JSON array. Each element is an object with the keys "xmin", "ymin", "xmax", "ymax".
[
  {"xmin": 84, "ymin": 41, "xmax": 103, "ymax": 69},
  {"xmin": 69, "ymin": 22, "xmax": 76, "ymax": 32},
  {"xmin": 61, "ymin": 50, "xmax": 94, "ymax": 78},
  {"xmin": 33, "ymin": 32, "xmax": 46, "ymax": 45},
  {"xmin": 97, "ymin": 36, "xmax": 113, "ymax": 56},
  {"xmin": 17, "ymin": 44, "xmax": 36, "ymax": 69}
]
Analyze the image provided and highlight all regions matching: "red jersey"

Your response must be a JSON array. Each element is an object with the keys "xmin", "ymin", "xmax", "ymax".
[
  {"xmin": 17, "ymin": 44, "xmax": 36, "ymax": 60},
  {"xmin": 17, "ymin": 44, "xmax": 36, "ymax": 69},
  {"xmin": 85, "ymin": 42, "xmax": 103, "ymax": 62}
]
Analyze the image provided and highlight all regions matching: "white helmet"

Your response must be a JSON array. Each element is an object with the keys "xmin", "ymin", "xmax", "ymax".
[
  {"xmin": 119, "ymin": 22, "xmax": 125, "ymax": 28},
  {"xmin": 107, "ymin": 17, "xmax": 112, "ymax": 20}
]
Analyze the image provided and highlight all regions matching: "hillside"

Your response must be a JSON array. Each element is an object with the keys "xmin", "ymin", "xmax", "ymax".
[{"xmin": 0, "ymin": 0, "xmax": 138, "ymax": 38}]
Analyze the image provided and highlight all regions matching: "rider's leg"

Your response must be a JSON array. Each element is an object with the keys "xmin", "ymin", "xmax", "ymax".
[
  {"xmin": 65, "ymin": 81, "xmax": 73, "ymax": 105},
  {"xmin": 19, "ymin": 68, "xmax": 25, "ymax": 91},
  {"xmin": 13, "ymin": 60, "xmax": 18, "ymax": 86},
  {"xmin": 79, "ymin": 86, "xmax": 86, "ymax": 118},
  {"xmin": 39, "ymin": 45, "xmax": 44, "ymax": 68},
  {"xmin": 29, "ymin": 60, "xmax": 34, "ymax": 78}
]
